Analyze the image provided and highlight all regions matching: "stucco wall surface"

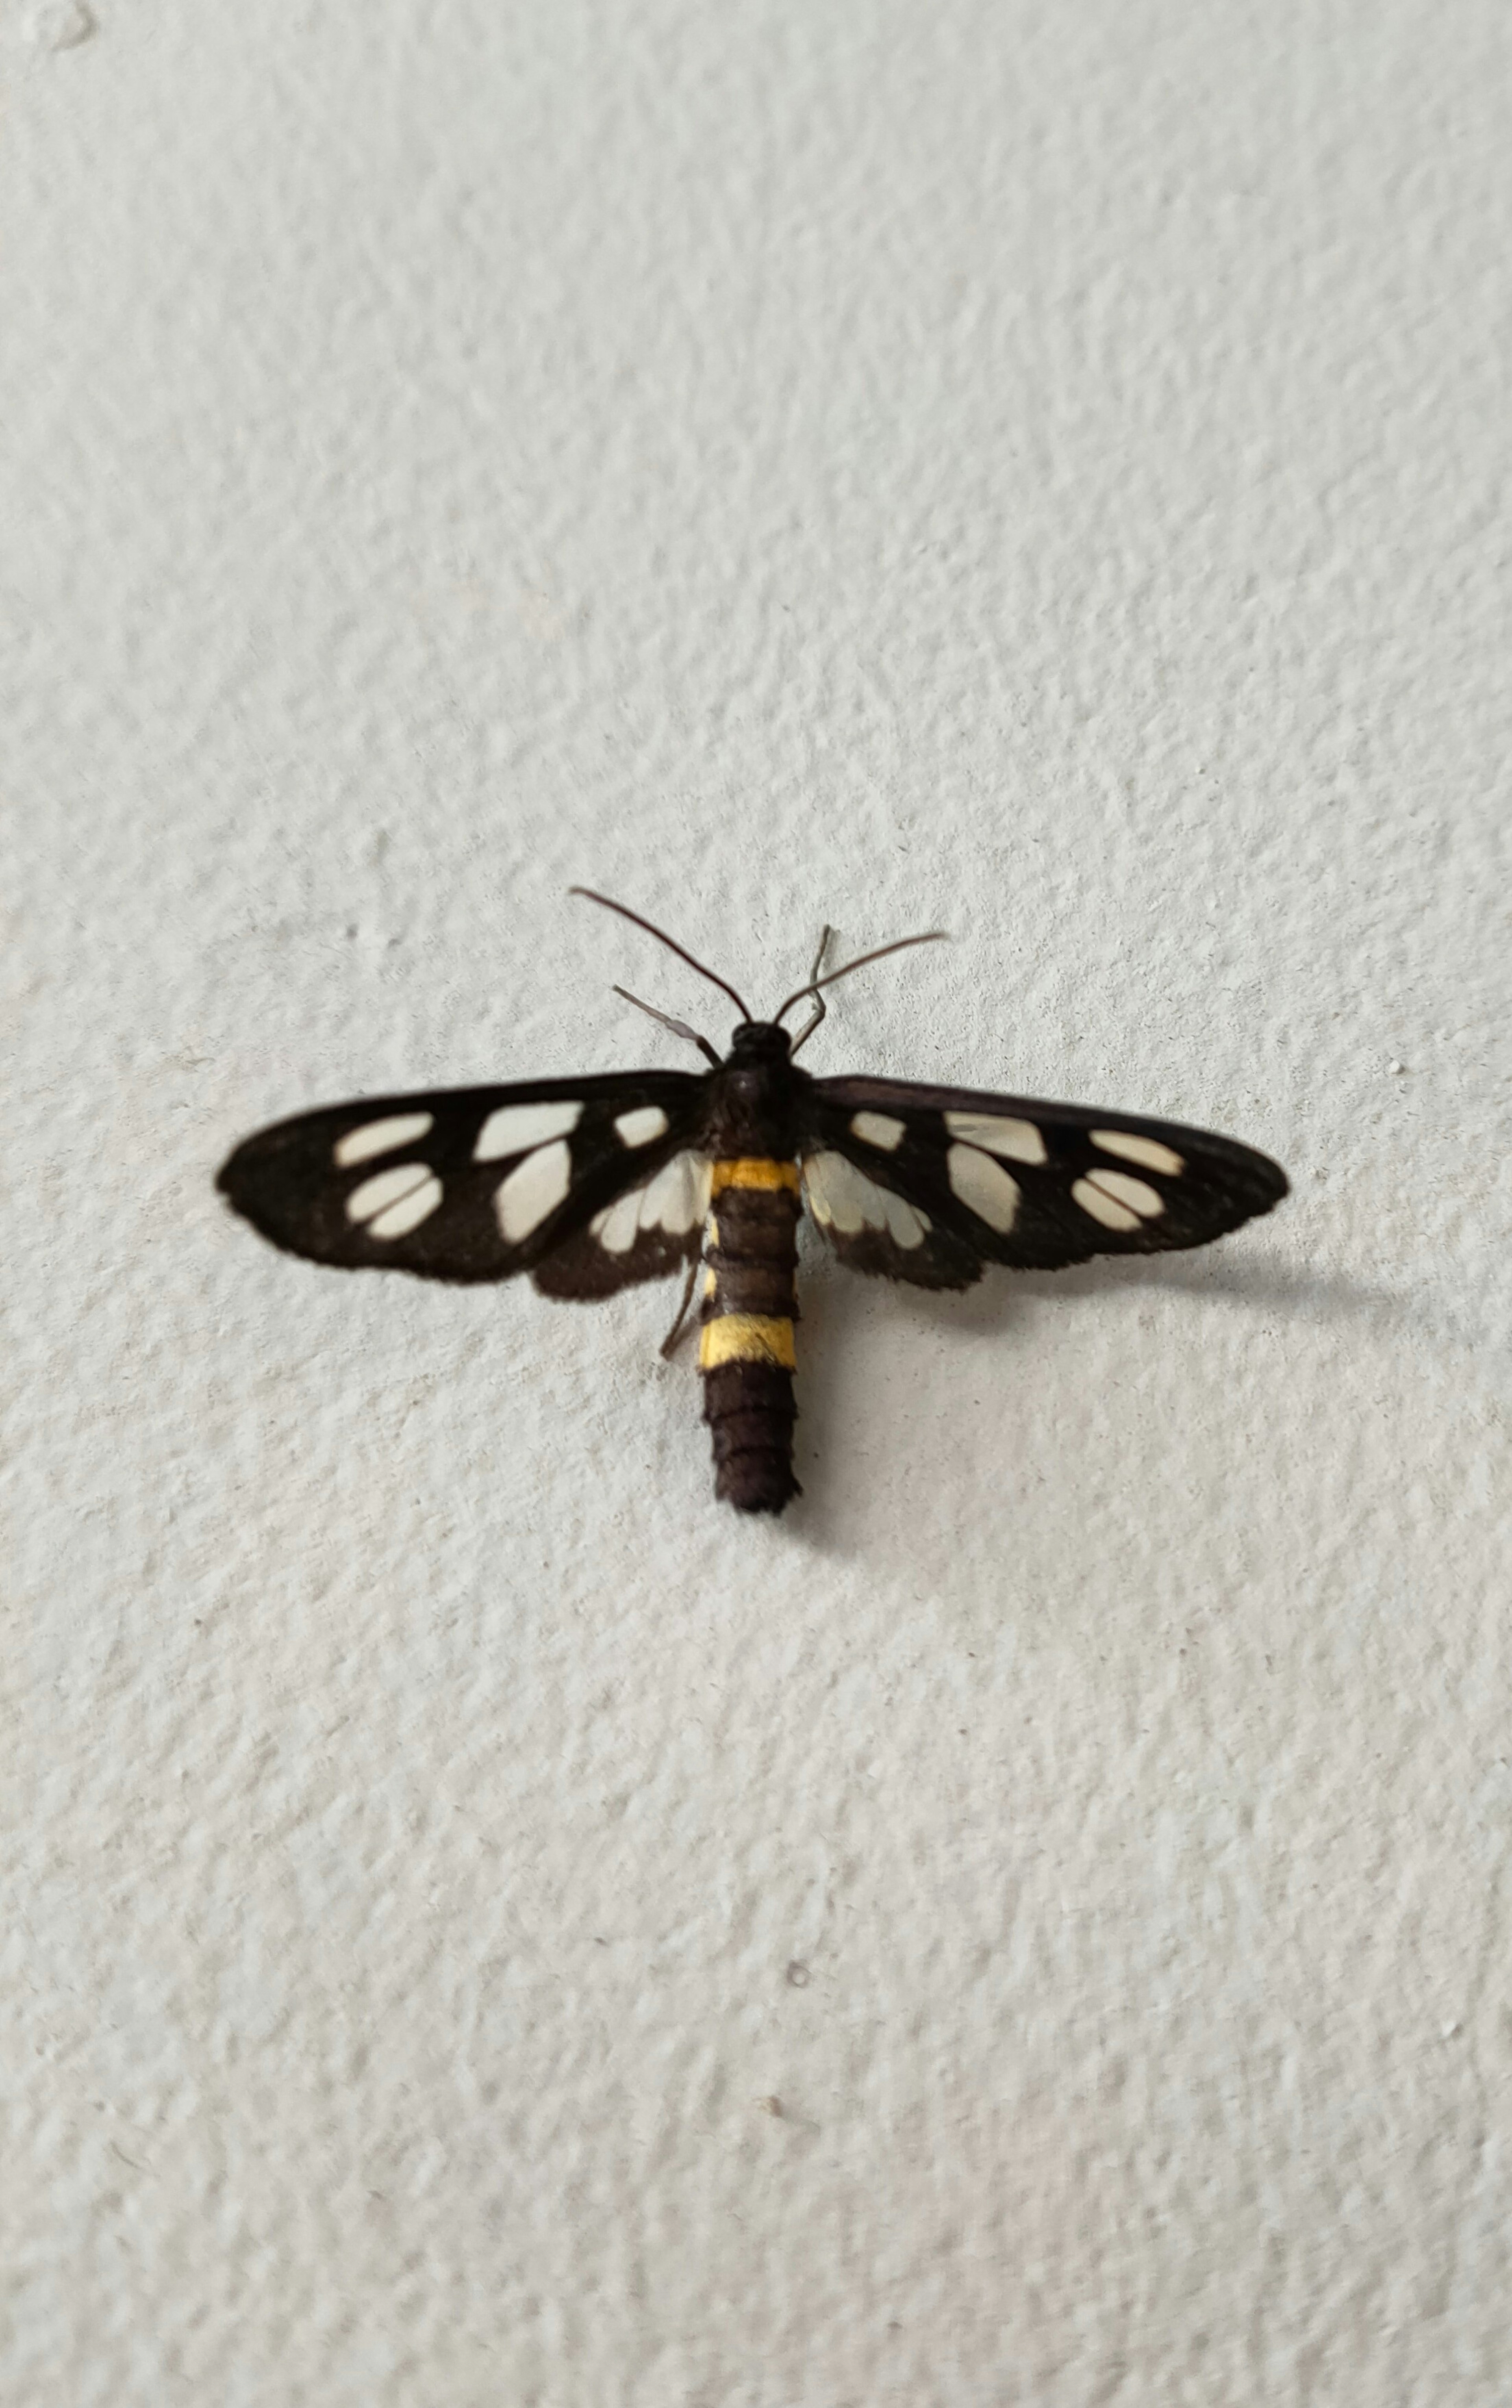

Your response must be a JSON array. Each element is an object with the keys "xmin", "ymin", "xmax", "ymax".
[{"xmin": 4, "ymin": 2, "xmax": 1510, "ymax": 2401}]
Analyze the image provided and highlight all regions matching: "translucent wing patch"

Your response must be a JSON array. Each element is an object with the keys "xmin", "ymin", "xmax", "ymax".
[
  {"xmin": 806, "ymin": 1076, "xmax": 1288, "ymax": 1278},
  {"xmin": 217, "ymin": 1073, "xmax": 704, "ymax": 1285},
  {"xmin": 531, "ymin": 1151, "xmax": 713, "ymax": 1299},
  {"xmin": 800, "ymin": 1149, "xmax": 984, "ymax": 1290}
]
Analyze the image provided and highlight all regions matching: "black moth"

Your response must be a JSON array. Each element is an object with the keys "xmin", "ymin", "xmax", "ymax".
[{"xmin": 218, "ymin": 891, "xmax": 1288, "ymax": 1514}]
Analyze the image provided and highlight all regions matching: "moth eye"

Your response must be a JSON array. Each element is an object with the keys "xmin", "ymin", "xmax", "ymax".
[
  {"xmin": 474, "ymin": 1100, "xmax": 582, "ymax": 1162},
  {"xmin": 1090, "ymin": 1129, "xmax": 1184, "ymax": 1177},
  {"xmin": 334, "ymin": 1112, "xmax": 435, "ymax": 1168},
  {"xmin": 345, "ymin": 1162, "xmax": 443, "ymax": 1238},
  {"xmin": 945, "ymin": 1143, "xmax": 1019, "ymax": 1233},
  {"xmin": 943, "ymin": 1112, "xmax": 1047, "ymax": 1166},
  {"xmin": 614, "ymin": 1105, "xmax": 669, "ymax": 1147},
  {"xmin": 495, "ymin": 1139, "xmax": 573, "ymax": 1239}
]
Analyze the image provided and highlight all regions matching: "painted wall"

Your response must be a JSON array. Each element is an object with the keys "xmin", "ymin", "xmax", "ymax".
[{"xmin": 6, "ymin": 2, "xmax": 1509, "ymax": 2399}]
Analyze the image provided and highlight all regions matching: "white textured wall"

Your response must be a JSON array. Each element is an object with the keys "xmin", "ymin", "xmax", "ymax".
[{"xmin": 5, "ymin": 3, "xmax": 1510, "ymax": 2401}]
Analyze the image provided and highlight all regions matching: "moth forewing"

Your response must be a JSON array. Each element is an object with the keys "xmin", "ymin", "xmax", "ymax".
[
  {"xmin": 216, "ymin": 1072, "xmax": 705, "ymax": 1284},
  {"xmin": 806, "ymin": 1075, "xmax": 1287, "ymax": 1274}
]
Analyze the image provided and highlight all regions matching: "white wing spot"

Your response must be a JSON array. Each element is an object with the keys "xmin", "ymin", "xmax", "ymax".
[
  {"xmin": 367, "ymin": 1178, "xmax": 444, "ymax": 1238},
  {"xmin": 614, "ymin": 1104, "xmax": 669, "ymax": 1148},
  {"xmin": 804, "ymin": 1151, "xmax": 879, "ymax": 1234},
  {"xmin": 947, "ymin": 1143, "xmax": 1020, "ymax": 1233},
  {"xmin": 474, "ymin": 1099, "xmax": 582, "ymax": 1162},
  {"xmin": 592, "ymin": 1190, "xmax": 642, "ymax": 1254},
  {"xmin": 638, "ymin": 1151, "xmax": 712, "ymax": 1235},
  {"xmin": 882, "ymin": 1191, "xmax": 930, "ymax": 1248},
  {"xmin": 345, "ymin": 1162, "xmax": 443, "ymax": 1237},
  {"xmin": 496, "ymin": 1139, "xmax": 572, "ymax": 1241},
  {"xmin": 1091, "ymin": 1128, "xmax": 1184, "ymax": 1177},
  {"xmin": 804, "ymin": 1151, "xmax": 862, "ymax": 1233},
  {"xmin": 1072, "ymin": 1176, "xmax": 1138, "ymax": 1231},
  {"xmin": 589, "ymin": 1154, "xmax": 713, "ymax": 1255},
  {"xmin": 1087, "ymin": 1168, "xmax": 1164, "ymax": 1218},
  {"xmin": 850, "ymin": 1110, "xmax": 905, "ymax": 1151},
  {"xmin": 944, "ymin": 1112, "xmax": 1047, "ymax": 1166},
  {"xmin": 803, "ymin": 1153, "xmax": 930, "ymax": 1248},
  {"xmin": 334, "ymin": 1112, "xmax": 435, "ymax": 1168},
  {"xmin": 1072, "ymin": 1168, "xmax": 1164, "ymax": 1230}
]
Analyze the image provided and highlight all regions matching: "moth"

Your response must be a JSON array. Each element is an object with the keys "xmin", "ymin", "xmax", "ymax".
[{"xmin": 217, "ymin": 890, "xmax": 1288, "ymax": 1514}]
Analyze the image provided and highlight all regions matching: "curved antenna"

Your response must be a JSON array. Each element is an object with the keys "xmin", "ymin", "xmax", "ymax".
[
  {"xmin": 613, "ymin": 985, "xmax": 723, "ymax": 1070},
  {"xmin": 786, "ymin": 925, "xmax": 833, "ymax": 1058},
  {"xmin": 569, "ymin": 887, "xmax": 752, "ymax": 1021},
  {"xmin": 773, "ymin": 928, "xmax": 949, "ymax": 1026}
]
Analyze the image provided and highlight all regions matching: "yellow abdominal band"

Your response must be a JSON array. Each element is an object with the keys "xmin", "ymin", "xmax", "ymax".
[
  {"xmin": 699, "ymin": 1314, "xmax": 797, "ymax": 1370},
  {"xmin": 710, "ymin": 1158, "xmax": 801, "ymax": 1196}
]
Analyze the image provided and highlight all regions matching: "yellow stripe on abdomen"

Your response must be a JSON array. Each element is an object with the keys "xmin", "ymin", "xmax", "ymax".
[
  {"xmin": 698, "ymin": 1314, "xmax": 797, "ymax": 1371},
  {"xmin": 710, "ymin": 1157, "xmax": 800, "ymax": 1196}
]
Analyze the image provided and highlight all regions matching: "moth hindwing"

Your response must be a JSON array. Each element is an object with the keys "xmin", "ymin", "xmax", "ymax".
[{"xmin": 219, "ymin": 900, "xmax": 1288, "ymax": 1513}]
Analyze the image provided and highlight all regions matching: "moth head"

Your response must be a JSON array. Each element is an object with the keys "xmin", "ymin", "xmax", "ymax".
[{"xmin": 727, "ymin": 1020, "xmax": 793, "ymax": 1064}]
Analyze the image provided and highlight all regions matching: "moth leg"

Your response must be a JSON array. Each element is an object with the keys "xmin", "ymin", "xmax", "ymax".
[{"xmin": 658, "ymin": 1253, "xmax": 703, "ymax": 1359}]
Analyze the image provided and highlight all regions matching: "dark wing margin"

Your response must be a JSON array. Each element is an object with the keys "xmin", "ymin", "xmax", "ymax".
[
  {"xmin": 802, "ymin": 1075, "xmax": 1289, "ymax": 1281},
  {"xmin": 216, "ymin": 1072, "xmax": 706, "ymax": 1288}
]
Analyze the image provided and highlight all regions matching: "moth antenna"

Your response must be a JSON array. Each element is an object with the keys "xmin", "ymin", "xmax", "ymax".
[
  {"xmin": 570, "ymin": 888, "xmax": 752, "ymax": 1021},
  {"xmin": 773, "ymin": 928, "xmax": 949, "ymax": 1026},
  {"xmin": 613, "ymin": 985, "xmax": 723, "ymax": 1069},
  {"xmin": 786, "ymin": 926, "xmax": 833, "ymax": 1057}
]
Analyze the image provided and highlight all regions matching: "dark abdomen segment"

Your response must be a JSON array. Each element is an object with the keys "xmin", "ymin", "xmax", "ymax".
[{"xmin": 699, "ymin": 1159, "xmax": 801, "ymax": 1514}]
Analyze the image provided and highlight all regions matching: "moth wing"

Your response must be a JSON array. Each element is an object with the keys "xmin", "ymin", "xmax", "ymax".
[
  {"xmin": 797, "ymin": 1140, "xmax": 986, "ymax": 1289},
  {"xmin": 804, "ymin": 1076, "xmax": 1288, "ymax": 1278},
  {"xmin": 216, "ymin": 1073, "xmax": 706, "ymax": 1286},
  {"xmin": 530, "ymin": 1148, "xmax": 713, "ymax": 1298}
]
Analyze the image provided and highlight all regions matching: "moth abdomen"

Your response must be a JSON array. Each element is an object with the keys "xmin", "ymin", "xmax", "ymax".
[
  {"xmin": 702, "ymin": 1361, "xmax": 799, "ymax": 1514},
  {"xmin": 698, "ymin": 1160, "xmax": 802, "ymax": 1514}
]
